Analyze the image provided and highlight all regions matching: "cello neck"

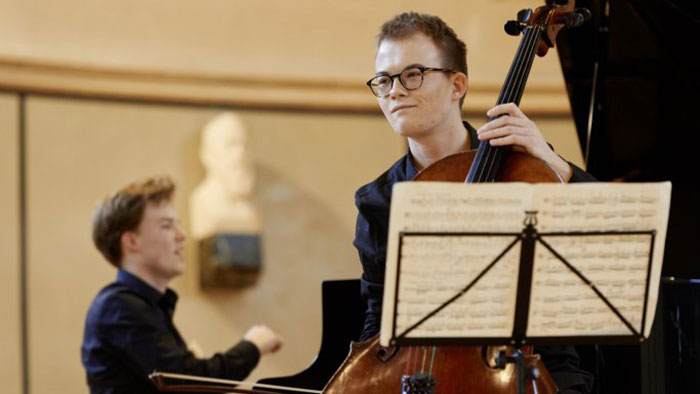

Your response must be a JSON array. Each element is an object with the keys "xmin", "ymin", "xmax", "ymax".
[
  {"xmin": 466, "ymin": 25, "xmax": 544, "ymax": 184},
  {"xmin": 495, "ymin": 26, "xmax": 543, "ymax": 108}
]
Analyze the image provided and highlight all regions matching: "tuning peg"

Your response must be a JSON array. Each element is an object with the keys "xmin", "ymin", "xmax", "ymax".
[
  {"xmin": 559, "ymin": 8, "xmax": 591, "ymax": 28},
  {"xmin": 566, "ymin": 13, "xmax": 585, "ymax": 27},
  {"xmin": 504, "ymin": 20, "xmax": 525, "ymax": 36},
  {"xmin": 505, "ymin": 8, "xmax": 531, "ymax": 36},
  {"xmin": 516, "ymin": 8, "xmax": 533, "ymax": 23},
  {"xmin": 576, "ymin": 7, "xmax": 592, "ymax": 22}
]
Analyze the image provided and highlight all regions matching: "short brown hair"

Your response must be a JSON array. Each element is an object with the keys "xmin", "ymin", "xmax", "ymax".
[
  {"xmin": 378, "ymin": 12, "xmax": 468, "ymax": 106},
  {"xmin": 92, "ymin": 176, "xmax": 175, "ymax": 267}
]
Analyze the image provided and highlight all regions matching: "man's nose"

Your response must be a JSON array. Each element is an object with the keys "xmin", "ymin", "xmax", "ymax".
[
  {"xmin": 176, "ymin": 226, "xmax": 187, "ymax": 241},
  {"xmin": 388, "ymin": 75, "xmax": 407, "ymax": 98}
]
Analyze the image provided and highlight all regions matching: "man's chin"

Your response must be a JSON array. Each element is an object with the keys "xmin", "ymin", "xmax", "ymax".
[
  {"xmin": 391, "ymin": 121, "xmax": 415, "ymax": 137},
  {"xmin": 393, "ymin": 125, "xmax": 426, "ymax": 140},
  {"xmin": 170, "ymin": 262, "xmax": 186, "ymax": 278},
  {"xmin": 390, "ymin": 116, "xmax": 430, "ymax": 137}
]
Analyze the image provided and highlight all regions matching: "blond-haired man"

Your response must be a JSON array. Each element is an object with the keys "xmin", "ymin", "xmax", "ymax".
[{"xmin": 355, "ymin": 12, "xmax": 595, "ymax": 394}]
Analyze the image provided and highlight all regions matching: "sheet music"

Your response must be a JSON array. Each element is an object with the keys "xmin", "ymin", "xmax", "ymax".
[
  {"xmin": 528, "ymin": 234, "xmax": 651, "ymax": 336},
  {"xmin": 381, "ymin": 182, "xmax": 533, "ymax": 346},
  {"xmin": 380, "ymin": 182, "xmax": 671, "ymax": 346},
  {"xmin": 529, "ymin": 183, "xmax": 671, "ymax": 338},
  {"xmin": 394, "ymin": 235, "xmax": 521, "ymax": 338}
]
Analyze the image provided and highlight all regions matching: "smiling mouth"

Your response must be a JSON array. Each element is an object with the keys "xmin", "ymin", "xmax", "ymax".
[{"xmin": 392, "ymin": 105, "xmax": 415, "ymax": 114}]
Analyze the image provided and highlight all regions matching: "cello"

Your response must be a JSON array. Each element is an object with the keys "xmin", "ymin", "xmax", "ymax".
[{"xmin": 323, "ymin": 2, "xmax": 590, "ymax": 394}]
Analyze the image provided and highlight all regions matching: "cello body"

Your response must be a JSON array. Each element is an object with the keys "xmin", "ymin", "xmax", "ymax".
[
  {"xmin": 411, "ymin": 150, "xmax": 562, "ymax": 183},
  {"xmin": 323, "ymin": 151, "xmax": 560, "ymax": 394},
  {"xmin": 324, "ymin": 335, "xmax": 558, "ymax": 394}
]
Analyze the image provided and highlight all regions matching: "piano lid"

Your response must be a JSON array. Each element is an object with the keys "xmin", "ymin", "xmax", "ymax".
[{"xmin": 556, "ymin": 0, "xmax": 700, "ymax": 183}]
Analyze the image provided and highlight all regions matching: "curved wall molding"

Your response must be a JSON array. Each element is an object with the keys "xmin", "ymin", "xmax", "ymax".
[{"xmin": 0, "ymin": 57, "xmax": 572, "ymax": 116}]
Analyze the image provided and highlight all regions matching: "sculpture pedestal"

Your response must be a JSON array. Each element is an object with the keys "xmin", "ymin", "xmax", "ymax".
[{"xmin": 198, "ymin": 233, "xmax": 262, "ymax": 288}]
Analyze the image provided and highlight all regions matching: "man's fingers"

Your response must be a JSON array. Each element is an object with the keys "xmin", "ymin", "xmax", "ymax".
[
  {"xmin": 478, "ymin": 125, "xmax": 529, "ymax": 140},
  {"xmin": 486, "ymin": 102, "xmax": 524, "ymax": 119},
  {"xmin": 477, "ymin": 115, "xmax": 528, "ymax": 134},
  {"xmin": 488, "ymin": 134, "xmax": 524, "ymax": 147}
]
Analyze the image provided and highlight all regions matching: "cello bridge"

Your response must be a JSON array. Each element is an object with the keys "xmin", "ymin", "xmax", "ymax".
[{"xmin": 401, "ymin": 372, "xmax": 436, "ymax": 394}]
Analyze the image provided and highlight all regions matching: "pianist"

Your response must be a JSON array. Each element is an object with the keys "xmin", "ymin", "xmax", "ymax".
[{"xmin": 81, "ymin": 176, "xmax": 282, "ymax": 394}]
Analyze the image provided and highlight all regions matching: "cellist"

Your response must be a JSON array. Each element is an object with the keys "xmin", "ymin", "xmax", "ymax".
[{"xmin": 354, "ymin": 12, "xmax": 595, "ymax": 394}]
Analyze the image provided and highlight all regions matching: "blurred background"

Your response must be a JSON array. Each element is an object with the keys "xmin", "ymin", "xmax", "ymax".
[{"xmin": 0, "ymin": 1, "xmax": 586, "ymax": 393}]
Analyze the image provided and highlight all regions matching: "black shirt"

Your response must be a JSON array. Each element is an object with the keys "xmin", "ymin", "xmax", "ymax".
[
  {"xmin": 81, "ymin": 269, "xmax": 260, "ymax": 394},
  {"xmin": 353, "ymin": 121, "xmax": 596, "ymax": 393}
]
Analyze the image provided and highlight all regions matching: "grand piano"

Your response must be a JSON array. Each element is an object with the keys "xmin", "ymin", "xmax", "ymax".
[
  {"xmin": 556, "ymin": 1, "xmax": 699, "ymax": 393},
  {"xmin": 259, "ymin": 2, "xmax": 700, "ymax": 393}
]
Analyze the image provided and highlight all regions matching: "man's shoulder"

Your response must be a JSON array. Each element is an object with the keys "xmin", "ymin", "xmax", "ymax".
[
  {"xmin": 86, "ymin": 281, "xmax": 153, "ymax": 326},
  {"xmin": 355, "ymin": 154, "xmax": 410, "ymax": 204}
]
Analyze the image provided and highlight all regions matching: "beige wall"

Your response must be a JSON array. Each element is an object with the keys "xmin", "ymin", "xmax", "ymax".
[
  {"xmin": 0, "ymin": 0, "xmax": 573, "ymax": 114},
  {"xmin": 0, "ymin": 0, "xmax": 566, "ymax": 83},
  {"xmin": 24, "ymin": 96, "xmax": 404, "ymax": 392},
  {"xmin": 0, "ymin": 93, "xmax": 21, "ymax": 394}
]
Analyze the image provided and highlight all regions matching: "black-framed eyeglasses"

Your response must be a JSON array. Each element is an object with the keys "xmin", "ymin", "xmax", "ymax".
[{"xmin": 366, "ymin": 66, "xmax": 456, "ymax": 98}]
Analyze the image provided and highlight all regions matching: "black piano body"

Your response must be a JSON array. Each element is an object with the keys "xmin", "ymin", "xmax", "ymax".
[
  {"xmin": 256, "ymin": 279, "xmax": 364, "ymax": 392},
  {"xmin": 557, "ymin": 1, "xmax": 700, "ymax": 393}
]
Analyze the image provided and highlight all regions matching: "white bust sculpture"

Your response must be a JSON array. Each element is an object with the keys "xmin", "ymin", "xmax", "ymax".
[{"xmin": 189, "ymin": 112, "xmax": 261, "ymax": 240}]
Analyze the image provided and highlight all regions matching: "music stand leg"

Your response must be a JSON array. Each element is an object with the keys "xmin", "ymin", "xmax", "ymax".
[{"xmin": 496, "ymin": 348, "xmax": 541, "ymax": 394}]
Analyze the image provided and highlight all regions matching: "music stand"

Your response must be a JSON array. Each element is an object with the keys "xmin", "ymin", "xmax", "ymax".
[
  {"xmin": 380, "ymin": 182, "xmax": 671, "ymax": 394},
  {"xmin": 390, "ymin": 211, "xmax": 657, "ymax": 393}
]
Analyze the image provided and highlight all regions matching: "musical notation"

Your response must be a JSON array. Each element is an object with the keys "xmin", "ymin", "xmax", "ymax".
[
  {"xmin": 380, "ymin": 182, "xmax": 671, "ymax": 345},
  {"xmin": 395, "ymin": 235, "xmax": 520, "ymax": 338},
  {"xmin": 528, "ymin": 234, "xmax": 652, "ymax": 336}
]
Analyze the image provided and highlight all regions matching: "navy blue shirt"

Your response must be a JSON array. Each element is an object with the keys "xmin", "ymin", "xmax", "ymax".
[
  {"xmin": 81, "ymin": 270, "xmax": 260, "ymax": 394},
  {"xmin": 353, "ymin": 122, "xmax": 595, "ymax": 393}
]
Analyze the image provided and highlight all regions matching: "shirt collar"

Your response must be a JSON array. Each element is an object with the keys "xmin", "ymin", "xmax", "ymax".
[
  {"xmin": 465, "ymin": 121, "xmax": 479, "ymax": 150},
  {"xmin": 116, "ymin": 269, "xmax": 178, "ymax": 311},
  {"xmin": 405, "ymin": 154, "xmax": 419, "ymax": 179}
]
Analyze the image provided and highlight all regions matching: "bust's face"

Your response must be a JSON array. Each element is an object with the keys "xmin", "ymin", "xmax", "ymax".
[
  {"xmin": 201, "ymin": 115, "xmax": 254, "ymax": 196},
  {"xmin": 374, "ymin": 33, "xmax": 458, "ymax": 140}
]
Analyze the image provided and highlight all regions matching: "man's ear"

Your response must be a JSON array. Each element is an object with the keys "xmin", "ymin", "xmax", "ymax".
[
  {"xmin": 452, "ymin": 72, "xmax": 468, "ymax": 101},
  {"xmin": 121, "ymin": 231, "xmax": 140, "ymax": 255}
]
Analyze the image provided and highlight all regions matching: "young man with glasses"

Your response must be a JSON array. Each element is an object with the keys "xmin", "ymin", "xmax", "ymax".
[
  {"xmin": 354, "ymin": 12, "xmax": 595, "ymax": 394},
  {"xmin": 82, "ymin": 176, "xmax": 282, "ymax": 394}
]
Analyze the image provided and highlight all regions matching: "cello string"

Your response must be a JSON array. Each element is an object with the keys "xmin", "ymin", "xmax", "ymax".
[
  {"xmin": 475, "ymin": 26, "xmax": 536, "ymax": 182},
  {"xmin": 509, "ymin": 25, "xmax": 542, "ymax": 106},
  {"xmin": 413, "ymin": 345, "xmax": 420, "ymax": 373},
  {"xmin": 480, "ymin": 26, "xmax": 541, "ymax": 182},
  {"xmin": 473, "ymin": 26, "xmax": 531, "ymax": 182},
  {"xmin": 504, "ymin": 27, "xmax": 539, "ymax": 109},
  {"xmin": 421, "ymin": 346, "xmax": 428, "ymax": 372},
  {"xmin": 428, "ymin": 346, "xmax": 438, "ymax": 377},
  {"xmin": 485, "ymin": 26, "xmax": 539, "ymax": 180},
  {"xmin": 406, "ymin": 346, "xmax": 413, "ymax": 374},
  {"xmin": 411, "ymin": 347, "xmax": 419, "ymax": 373}
]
